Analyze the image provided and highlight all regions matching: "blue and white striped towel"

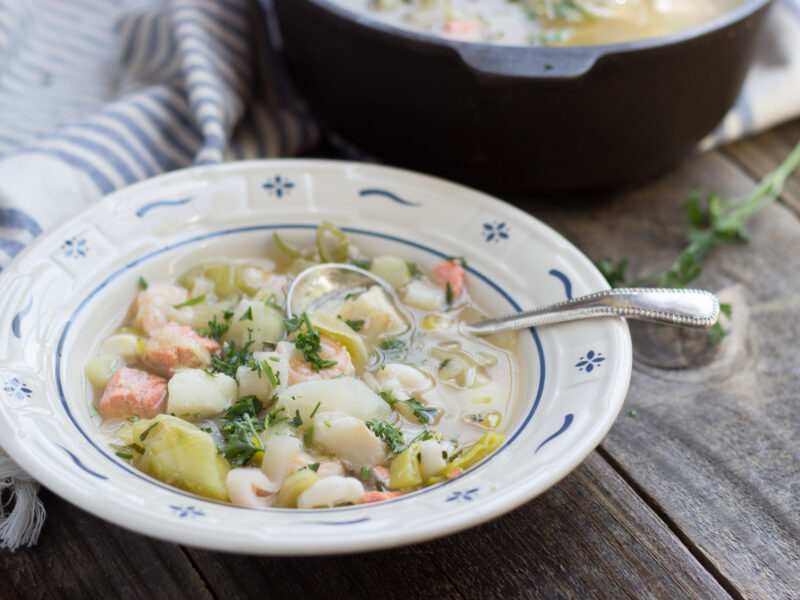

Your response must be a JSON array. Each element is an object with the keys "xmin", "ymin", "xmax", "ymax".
[
  {"xmin": 0, "ymin": 0, "xmax": 799, "ymax": 551},
  {"xmin": 0, "ymin": 0, "xmax": 319, "ymax": 551}
]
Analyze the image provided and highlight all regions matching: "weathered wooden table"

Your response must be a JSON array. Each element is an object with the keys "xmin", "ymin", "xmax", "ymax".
[{"xmin": 3, "ymin": 119, "xmax": 799, "ymax": 600}]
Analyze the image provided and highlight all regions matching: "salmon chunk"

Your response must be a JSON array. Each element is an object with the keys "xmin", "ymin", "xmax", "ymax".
[
  {"xmin": 99, "ymin": 367, "xmax": 167, "ymax": 419},
  {"xmin": 142, "ymin": 322, "xmax": 221, "ymax": 376}
]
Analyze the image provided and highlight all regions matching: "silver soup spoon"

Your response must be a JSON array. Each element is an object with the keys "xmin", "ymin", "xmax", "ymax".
[{"xmin": 285, "ymin": 263, "xmax": 720, "ymax": 335}]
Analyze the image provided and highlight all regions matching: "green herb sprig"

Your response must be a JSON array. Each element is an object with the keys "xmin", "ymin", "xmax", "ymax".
[{"xmin": 596, "ymin": 141, "xmax": 800, "ymax": 344}]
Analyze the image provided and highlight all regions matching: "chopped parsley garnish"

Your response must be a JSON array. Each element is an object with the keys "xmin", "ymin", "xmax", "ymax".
[
  {"xmin": 366, "ymin": 419, "xmax": 406, "ymax": 454},
  {"xmin": 445, "ymin": 282, "xmax": 454, "ymax": 306},
  {"xmin": 173, "ymin": 295, "xmax": 205, "ymax": 309},
  {"xmin": 239, "ymin": 306, "xmax": 253, "ymax": 321},
  {"xmin": 345, "ymin": 319, "xmax": 365, "ymax": 332},
  {"xmin": 139, "ymin": 422, "xmax": 158, "ymax": 442},
  {"xmin": 115, "ymin": 451, "xmax": 133, "ymax": 460},
  {"xmin": 267, "ymin": 404, "xmax": 288, "ymax": 427},
  {"xmin": 288, "ymin": 409, "xmax": 303, "ymax": 428},
  {"xmin": 350, "ymin": 258, "xmax": 372, "ymax": 270},
  {"xmin": 138, "ymin": 276, "xmax": 148, "ymax": 290},
  {"xmin": 222, "ymin": 413, "xmax": 264, "ymax": 467},
  {"xmin": 304, "ymin": 425, "xmax": 314, "ymax": 447},
  {"xmin": 360, "ymin": 466, "xmax": 369, "ymax": 481},
  {"xmin": 380, "ymin": 391, "xmax": 439, "ymax": 424},
  {"xmin": 309, "ymin": 401, "xmax": 321, "ymax": 420},
  {"xmin": 406, "ymin": 262, "xmax": 423, "ymax": 279},
  {"xmin": 308, "ymin": 463, "xmax": 320, "ymax": 472},
  {"xmin": 223, "ymin": 395, "xmax": 263, "ymax": 422},
  {"xmin": 292, "ymin": 312, "xmax": 338, "ymax": 372},
  {"xmin": 202, "ymin": 312, "xmax": 233, "ymax": 342},
  {"xmin": 283, "ymin": 314, "xmax": 305, "ymax": 333},
  {"xmin": 265, "ymin": 298, "xmax": 282, "ymax": 311},
  {"xmin": 446, "ymin": 256, "xmax": 467, "ymax": 267},
  {"xmin": 382, "ymin": 338, "xmax": 405, "ymax": 352},
  {"xmin": 261, "ymin": 360, "xmax": 280, "ymax": 387},
  {"xmin": 409, "ymin": 430, "xmax": 435, "ymax": 445},
  {"xmin": 209, "ymin": 338, "xmax": 254, "ymax": 379}
]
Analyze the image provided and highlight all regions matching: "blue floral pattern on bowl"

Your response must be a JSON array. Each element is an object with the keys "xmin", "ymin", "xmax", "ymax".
[
  {"xmin": 576, "ymin": 350, "xmax": 606, "ymax": 373},
  {"xmin": 446, "ymin": 488, "xmax": 479, "ymax": 503},
  {"xmin": 170, "ymin": 505, "xmax": 205, "ymax": 518},
  {"xmin": 3, "ymin": 378, "xmax": 32, "ymax": 402},
  {"xmin": 263, "ymin": 175, "xmax": 295, "ymax": 198},
  {"xmin": 482, "ymin": 221, "xmax": 509, "ymax": 243},
  {"xmin": 61, "ymin": 237, "xmax": 88, "ymax": 259}
]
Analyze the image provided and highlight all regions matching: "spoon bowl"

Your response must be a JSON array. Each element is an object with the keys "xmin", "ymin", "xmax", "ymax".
[{"xmin": 287, "ymin": 263, "xmax": 720, "ymax": 334}]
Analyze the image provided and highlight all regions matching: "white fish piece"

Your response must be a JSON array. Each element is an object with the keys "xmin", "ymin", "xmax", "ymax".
[
  {"xmin": 167, "ymin": 369, "xmax": 236, "ymax": 418},
  {"xmin": 312, "ymin": 410, "xmax": 386, "ymax": 467}
]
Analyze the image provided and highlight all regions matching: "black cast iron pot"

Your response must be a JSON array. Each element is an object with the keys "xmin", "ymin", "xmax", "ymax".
[{"xmin": 272, "ymin": 0, "xmax": 773, "ymax": 194}]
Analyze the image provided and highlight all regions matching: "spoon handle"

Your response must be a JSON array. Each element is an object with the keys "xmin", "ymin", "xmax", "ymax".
[{"xmin": 464, "ymin": 288, "xmax": 720, "ymax": 335}]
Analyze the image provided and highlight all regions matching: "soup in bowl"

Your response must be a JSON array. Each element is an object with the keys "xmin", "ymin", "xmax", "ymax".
[{"xmin": 0, "ymin": 160, "xmax": 631, "ymax": 553}]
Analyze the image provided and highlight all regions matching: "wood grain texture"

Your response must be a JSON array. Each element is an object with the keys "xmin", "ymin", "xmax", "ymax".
[
  {"xmin": 186, "ymin": 453, "xmax": 729, "ymax": 600},
  {"xmin": 534, "ymin": 145, "xmax": 800, "ymax": 598},
  {"xmin": 0, "ymin": 488, "xmax": 213, "ymax": 600}
]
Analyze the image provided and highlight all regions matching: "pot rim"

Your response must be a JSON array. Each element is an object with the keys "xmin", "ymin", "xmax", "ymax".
[{"xmin": 284, "ymin": 0, "xmax": 773, "ymax": 78}]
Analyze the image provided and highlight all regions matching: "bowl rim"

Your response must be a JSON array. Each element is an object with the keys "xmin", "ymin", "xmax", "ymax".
[{"xmin": 0, "ymin": 158, "xmax": 634, "ymax": 554}]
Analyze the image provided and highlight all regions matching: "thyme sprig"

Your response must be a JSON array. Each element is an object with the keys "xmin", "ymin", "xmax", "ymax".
[{"xmin": 596, "ymin": 141, "xmax": 800, "ymax": 343}]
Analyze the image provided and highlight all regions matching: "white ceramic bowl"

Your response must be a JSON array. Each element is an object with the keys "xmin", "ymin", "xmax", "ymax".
[{"xmin": 0, "ymin": 160, "xmax": 631, "ymax": 554}]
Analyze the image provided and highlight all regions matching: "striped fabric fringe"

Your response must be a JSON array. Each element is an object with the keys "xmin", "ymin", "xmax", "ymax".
[{"xmin": 0, "ymin": 0, "xmax": 317, "ymax": 551}]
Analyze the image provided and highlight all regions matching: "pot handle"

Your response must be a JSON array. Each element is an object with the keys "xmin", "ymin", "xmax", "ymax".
[{"xmin": 455, "ymin": 44, "xmax": 602, "ymax": 80}]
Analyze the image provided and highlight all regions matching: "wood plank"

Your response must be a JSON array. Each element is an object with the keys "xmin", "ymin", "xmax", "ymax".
[
  {"xmin": 0, "ymin": 488, "xmax": 213, "ymax": 600},
  {"xmin": 721, "ymin": 117, "xmax": 800, "ymax": 212},
  {"xmin": 186, "ymin": 453, "xmax": 729, "ymax": 600},
  {"xmin": 532, "ymin": 140, "xmax": 800, "ymax": 598}
]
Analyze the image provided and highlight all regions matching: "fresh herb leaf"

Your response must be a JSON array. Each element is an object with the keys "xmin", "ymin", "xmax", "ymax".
[
  {"xmin": 139, "ymin": 422, "xmax": 158, "ymax": 442},
  {"xmin": 595, "ymin": 141, "xmax": 800, "ymax": 344},
  {"xmin": 239, "ymin": 306, "xmax": 253, "ymax": 321},
  {"xmin": 308, "ymin": 462, "xmax": 320, "ymax": 472},
  {"xmin": 382, "ymin": 338, "xmax": 405, "ymax": 352},
  {"xmin": 173, "ymin": 295, "xmax": 205, "ymax": 309},
  {"xmin": 288, "ymin": 409, "xmax": 303, "ymax": 428},
  {"xmin": 345, "ymin": 319, "xmax": 365, "ymax": 332},
  {"xmin": 138, "ymin": 276, "xmax": 148, "ymax": 290},
  {"xmin": 260, "ymin": 359, "xmax": 279, "ymax": 388},
  {"xmin": 360, "ymin": 466, "xmax": 369, "ymax": 481},
  {"xmin": 304, "ymin": 425, "xmax": 314, "ymax": 447},
  {"xmin": 406, "ymin": 262, "xmax": 423, "ymax": 279},
  {"xmin": 350, "ymin": 258, "xmax": 372, "ymax": 270},
  {"xmin": 380, "ymin": 390, "xmax": 438, "ymax": 424},
  {"xmin": 209, "ymin": 338, "xmax": 254, "ymax": 379},
  {"xmin": 309, "ymin": 401, "xmax": 321, "ymax": 420},
  {"xmin": 223, "ymin": 395, "xmax": 263, "ymax": 423},
  {"xmin": 267, "ymin": 404, "xmax": 287, "ymax": 427},
  {"xmin": 445, "ymin": 282, "xmax": 454, "ymax": 306},
  {"xmin": 293, "ymin": 312, "xmax": 338, "ymax": 371},
  {"xmin": 283, "ymin": 314, "xmax": 304, "ymax": 333},
  {"xmin": 222, "ymin": 413, "xmax": 264, "ymax": 466},
  {"xmin": 366, "ymin": 419, "xmax": 406, "ymax": 454},
  {"xmin": 446, "ymin": 256, "xmax": 467, "ymax": 267},
  {"xmin": 409, "ymin": 430, "xmax": 434, "ymax": 444},
  {"xmin": 115, "ymin": 450, "xmax": 133, "ymax": 460},
  {"xmin": 708, "ymin": 302, "xmax": 732, "ymax": 345},
  {"xmin": 204, "ymin": 312, "xmax": 233, "ymax": 342}
]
